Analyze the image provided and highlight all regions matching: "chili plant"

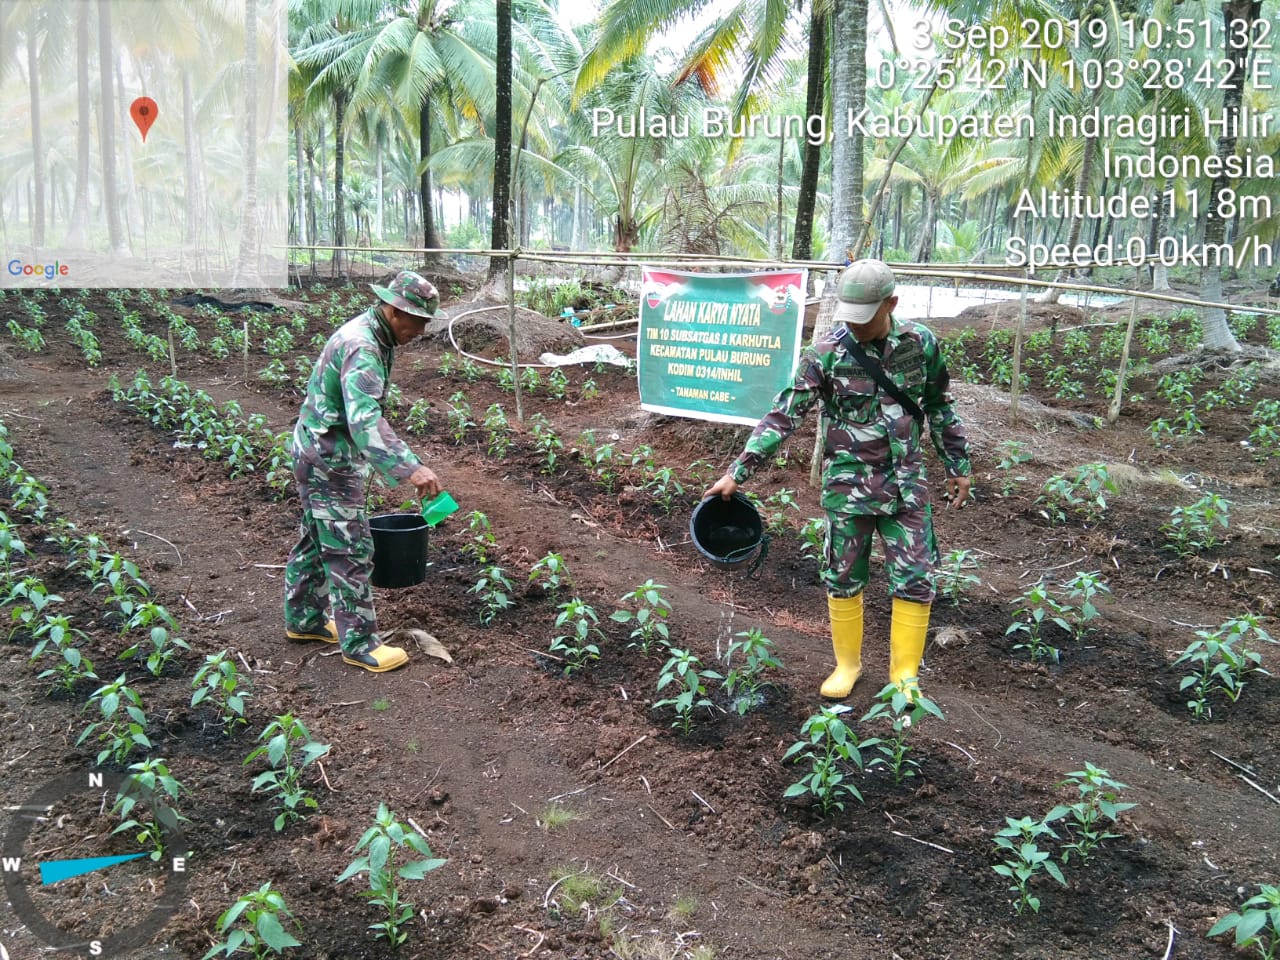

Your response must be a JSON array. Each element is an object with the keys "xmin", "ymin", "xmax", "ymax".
[
  {"xmin": 1038, "ymin": 463, "xmax": 1116, "ymax": 525},
  {"xmin": 1059, "ymin": 571, "xmax": 1109, "ymax": 641},
  {"xmin": 120, "ymin": 602, "xmax": 190, "ymax": 676},
  {"xmin": 549, "ymin": 598, "xmax": 603, "ymax": 676},
  {"xmin": 860, "ymin": 683, "xmax": 944, "ymax": 783},
  {"xmin": 722, "ymin": 628, "xmax": 783, "ymax": 714},
  {"xmin": 643, "ymin": 465, "xmax": 685, "ymax": 515},
  {"xmin": 78, "ymin": 674, "xmax": 151, "ymax": 765},
  {"xmin": 992, "ymin": 816, "xmax": 1067, "ymax": 914},
  {"xmin": 191, "ymin": 651, "xmax": 253, "ymax": 733},
  {"xmin": 461, "ymin": 510, "xmax": 496, "ymax": 563},
  {"xmin": 799, "ymin": 517, "xmax": 825, "ymax": 562},
  {"xmin": 610, "ymin": 580, "xmax": 672, "ymax": 654},
  {"xmin": 244, "ymin": 713, "xmax": 331, "ymax": 831},
  {"xmin": 528, "ymin": 413, "xmax": 562, "ymax": 474},
  {"xmin": 936, "ymin": 549, "xmax": 980, "ymax": 605},
  {"xmin": 1209, "ymin": 884, "xmax": 1280, "ymax": 960},
  {"xmin": 468, "ymin": 566, "xmax": 515, "ymax": 624},
  {"xmin": 483, "ymin": 403, "xmax": 511, "ymax": 458},
  {"xmin": 1173, "ymin": 615, "xmax": 1275, "ymax": 719},
  {"xmin": 1044, "ymin": 763, "xmax": 1136, "ymax": 865},
  {"xmin": 336, "ymin": 803, "xmax": 446, "ymax": 949},
  {"xmin": 1007, "ymin": 580, "xmax": 1070, "ymax": 664},
  {"xmin": 30, "ymin": 615, "xmax": 96, "ymax": 694},
  {"xmin": 404, "ymin": 399, "xmax": 432, "ymax": 436},
  {"xmin": 783, "ymin": 705, "xmax": 871, "ymax": 814},
  {"xmin": 446, "ymin": 393, "xmax": 473, "ymax": 445},
  {"xmin": 528, "ymin": 552, "xmax": 572, "ymax": 597},
  {"xmin": 1162, "ymin": 493, "xmax": 1231, "ymax": 558},
  {"xmin": 758, "ymin": 488, "xmax": 800, "ymax": 536},
  {"xmin": 202, "ymin": 883, "xmax": 302, "ymax": 959},
  {"xmin": 995, "ymin": 441, "xmax": 1032, "ymax": 496},
  {"xmin": 111, "ymin": 758, "xmax": 188, "ymax": 860},
  {"xmin": 654, "ymin": 648, "xmax": 721, "ymax": 734}
]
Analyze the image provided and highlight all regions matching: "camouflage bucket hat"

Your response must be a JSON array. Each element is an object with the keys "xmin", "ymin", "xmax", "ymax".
[
  {"xmin": 834, "ymin": 259, "xmax": 896, "ymax": 326},
  {"xmin": 371, "ymin": 270, "xmax": 441, "ymax": 320}
]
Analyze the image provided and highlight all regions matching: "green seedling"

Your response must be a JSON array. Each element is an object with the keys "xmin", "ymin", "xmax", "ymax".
[
  {"xmin": 528, "ymin": 552, "xmax": 572, "ymax": 597},
  {"xmin": 1209, "ymin": 884, "xmax": 1280, "ymax": 960},
  {"xmin": 1162, "ymin": 493, "xmax": 1231, "ymax": 558},
  {"xmin": 992, "ymin": 816, "xmax": 1067, "ymax": 915},
  {"xmin": 495, "ymin": 367, "xmax": 516, "ymax": 393},
  {"xmin": 783, "ymin": 705, "xmax": 871, "ymax": 814},
  {"xmin": 1007, "ymin": 580, "xmax": 1070, "ymax": 663},
  {"xmin": 799, "ymin": 517, "xmax": 825, "ymax": 563},
  {"xmin": 468, "ymin": 566, "xmax": 515, "ymax": 624},
  {"xmin": 1173, "ymin": 615, "xmax": 1275, "ymax": 719},
  {"xmin": 591, "ymin": 443, "xmax": 619, "ymax": 493},
  {"xmin": 528, "ymin": 413, "xmax": 563, "ymax": 474},
  {"xmin": 758, "ymin": 488, "xmax": 800, "ymax": 536},
  {"xmin": 643, "ymin": 465, "xmax": 685, "ymax": 515},
  {"xmin": 1038, "ymin": 463, "xmax": 1116, "ymax": 525},
  {"xmin": 722, "ymin": 628, "xmax": 783, "ymax": 714},
  {"xmin": 78, "ymin": 674, "xmax": 151, "ymax": 766},
  {"xmin": 120, "ymin": 602, "xmax": 190, "ymax": 676},
  {"xmin": 404, "ymin": 399, "xmax": 432, "ymax": 436},
  {"xmin": 1059, "ymin": 571, "xmax": 1109, "ymax": 640},
  {"xmin": 29, "ymin": 615, "xmax": 96, "ymax": 694},
  {"xmin": 538, "ymin": 803, "xmax": 583, "ymax": 831},
  {"xmin": 461, "ymin": 511, "xmax": 496, "ymax": 563},
  {"xmin": 444, "ymin": 393, "xmax": 473, "ymax": 445},
  {"xmin": 6, "ymin": 577, "xmax": 64, "ymax": 641},
  {"xmin": 936, "ymin": 548, "xmax": 980, "ymax": 605},
  {"xmin": 191, "ymin": 651, "xmax": 253, "ymax": 733},
  {"xmin": 546, "ymin": 368, "xmax": 569, "ymax": 399},
  {"xmin": 483, "ymin": 403, "xmax": 511, "ymax": 458},
  {"xmin": 111, "ymin": 758, "xmax": 188, "ymax": 861},
  {"xmin": 244, "ymin": 713, "xmax": 331, "ymax": 831},
  {"xmin": 654, "ymin": 647, "xmax": 721, "ymax": 735},
  {"xmin": 336, "ymin": 803, "xmax": 446, "ymax": 949},
  {"xmin": 860, "ymin": 683, "xmax": 944, "ymax": 783},
  {"xmin": 1044, "ymin": 763, "xmax": 1136, "ymax": 864},
  {"xmin": 520, "ymin": 366, "xmax": 542, "ymax": 394},
  {"xmin": 610, "ymin": 580, "xmax": 672, "ymax": 654},
  {"xmin": 202, "ymin": 882, "xmax": 302, "ymax": 959},
  {"xmin": 549, "ymin": 598, "xmax": 603, "ymax": 676}
]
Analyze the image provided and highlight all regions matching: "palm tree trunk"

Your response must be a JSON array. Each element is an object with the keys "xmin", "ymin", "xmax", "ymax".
[
  {"xmin": 828, "ymin": 0, "xmax": 866, "ymax": 263},
  {"xmin": 488, "ymin": 0, "xmax": 512, "ymax": 279},
  {"xmin": 334, "ymin": 90, "xmax": 347, "ymax": 277},
  {"xmin": 184, "ymin": 70, "xmax": 201, "ymax": 244},
  {"xmin": 791, "ymin": 4, "xmax": 825, "ymax": 261},
  {"xmin": 1199, "ymin": 0, "xmax": 1254, "ymax": 351},
  {"xmin": 1040, "ymin": 90, "xmax": 1102, "ymax": 304},
  {"xmin": 419, "ymin": 97, "xmax": 442, "ymax": 253},
  {"xmin": 233, "ymin": 0, "xmax": 260, "ymax": 285},
  {"xmin": 293, "ymin": 119, "xmax": 307, "ymax": 246},
  {"xmin": 26, "ymin": 23, "xmax": 46, "ymax": 247},
  {"xmin": 64, "ymin": 3, "xmax": 91, "ymax": 247},
  {"xmin": 97, "ymin": 0, "xmax": 127, "ymax": 255}
]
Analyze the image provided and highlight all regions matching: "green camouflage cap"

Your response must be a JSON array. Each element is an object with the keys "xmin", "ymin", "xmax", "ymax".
[
  {"xmin": 834, "ymin": 259, "xmax": 896, "ymax": 326},
  {"xmin": 371, "ymin": 270, "xmax": 440, "ymax": 320}
]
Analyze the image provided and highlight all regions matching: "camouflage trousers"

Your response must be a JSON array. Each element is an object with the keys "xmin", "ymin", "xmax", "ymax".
[
  {"xmin": 822, "ymin": 505, "xmax": 938, "ymax": 602},
  {"xmin": 283, "ymin": 449, "xmax": 378, "ymax": 655}
]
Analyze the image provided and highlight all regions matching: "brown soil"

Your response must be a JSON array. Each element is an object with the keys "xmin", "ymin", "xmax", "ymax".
[{"xmin": 0, "ymin": 282, "xmax": 1276, "ymax": 960}]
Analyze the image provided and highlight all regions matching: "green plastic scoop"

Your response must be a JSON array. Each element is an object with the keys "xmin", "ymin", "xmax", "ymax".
[{"xmin": 421, "ymin": 490, "xmax": 459, "ymax": 527}]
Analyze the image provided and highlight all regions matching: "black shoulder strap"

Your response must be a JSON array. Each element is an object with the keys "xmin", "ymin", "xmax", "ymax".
[{"xmin": 834, "ymin": 327, "xmax": 925, "ymax": 423}]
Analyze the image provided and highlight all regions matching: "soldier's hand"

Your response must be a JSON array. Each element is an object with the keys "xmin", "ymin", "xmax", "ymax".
[
  {"xmin": 946, "ymin": 475, "xmax": 971, "ymax": 510},
  {"xmin": 703, "ymin": 474, "xmax": 738, "ymax": 501},
  {"xmin": 409, "ymin": 465, "xmax": 441, "ymax": 500}
]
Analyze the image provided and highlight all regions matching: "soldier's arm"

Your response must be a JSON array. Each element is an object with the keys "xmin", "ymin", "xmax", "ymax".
[
  {"xmin": 730, "ymin": 352, "xmax": 827, "ymax": 484},
  {"xmin": 340, "ymin": 344, "xmax": 423, "ymax": 483},
  {"xmin": 920, "ymin": 330, "xmax": 971, "ymax": 477}
]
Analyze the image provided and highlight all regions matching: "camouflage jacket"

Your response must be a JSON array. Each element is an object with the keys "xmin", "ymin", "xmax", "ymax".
[
  {"xmin": 291, "ymin": 307, "xmax": 421, "ymax": 483},
  {"xmin": 730, "ymin": 318, "xmax": 971, "ymax": 516}
]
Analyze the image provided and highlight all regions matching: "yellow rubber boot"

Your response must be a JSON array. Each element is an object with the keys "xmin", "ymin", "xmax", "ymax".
[
  {"xmin": 889, "ymin": 598, "xmax": 931, "ymax": 700},
  {"xmin": 820, "ymin": 594, "xmax": 864, "ymax": 699}
]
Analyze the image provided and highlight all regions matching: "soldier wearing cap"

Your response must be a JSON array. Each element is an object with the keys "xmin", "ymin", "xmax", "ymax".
[
  {"xmin": 705, "ymin": 259, "xmax": 972, "ymax": 700},
  {"xmin": 283, "ymin": 270, "xmax": 444, "ymax": 673}
]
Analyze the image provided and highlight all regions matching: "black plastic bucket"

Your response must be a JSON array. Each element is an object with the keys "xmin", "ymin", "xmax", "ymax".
[
  {"xmin": 690, "ymin": 493, "xmax": 767, "ymax": 572},
  {"xmin": 370, "ymin": 512, "xmax": 428, "ymax": 588}
]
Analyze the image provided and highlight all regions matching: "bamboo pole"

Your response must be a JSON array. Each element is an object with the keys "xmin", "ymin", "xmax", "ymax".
[{"xmin": 1107, "ymin": 296, "xmax": 1142, "ymax": 425}]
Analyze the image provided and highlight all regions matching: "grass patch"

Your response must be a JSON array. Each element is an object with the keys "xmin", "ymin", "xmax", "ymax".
[
  {"xmin": 370, "ymin": 697, "xmax": 392, "ymax": 711},
  {"xmin": 538, "ymin": 803, "xmax": 584, "ymax": 831}
]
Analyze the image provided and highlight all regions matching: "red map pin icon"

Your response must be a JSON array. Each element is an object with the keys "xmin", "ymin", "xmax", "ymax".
[{"xmin": 130, "ymin": 97, "xmax": 158, "ymax": 141}]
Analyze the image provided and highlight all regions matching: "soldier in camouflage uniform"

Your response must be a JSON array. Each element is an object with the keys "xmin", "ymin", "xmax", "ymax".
[
  {"xmin": 284, "ymin": 271, "xmax": 444, "ymax": 673},
  {"xmin": 705, "ymin": 259, "xmax": 972, "ymax": 699}
]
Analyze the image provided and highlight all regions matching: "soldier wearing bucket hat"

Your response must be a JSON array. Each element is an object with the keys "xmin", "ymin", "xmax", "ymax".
[
  {"xmin": 704, "ymin": 259, "xmax": 972, "ymax": 702},
  {"xmin": 283, "ymin": 270, "xmax": 445, "ymax": 673}
]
